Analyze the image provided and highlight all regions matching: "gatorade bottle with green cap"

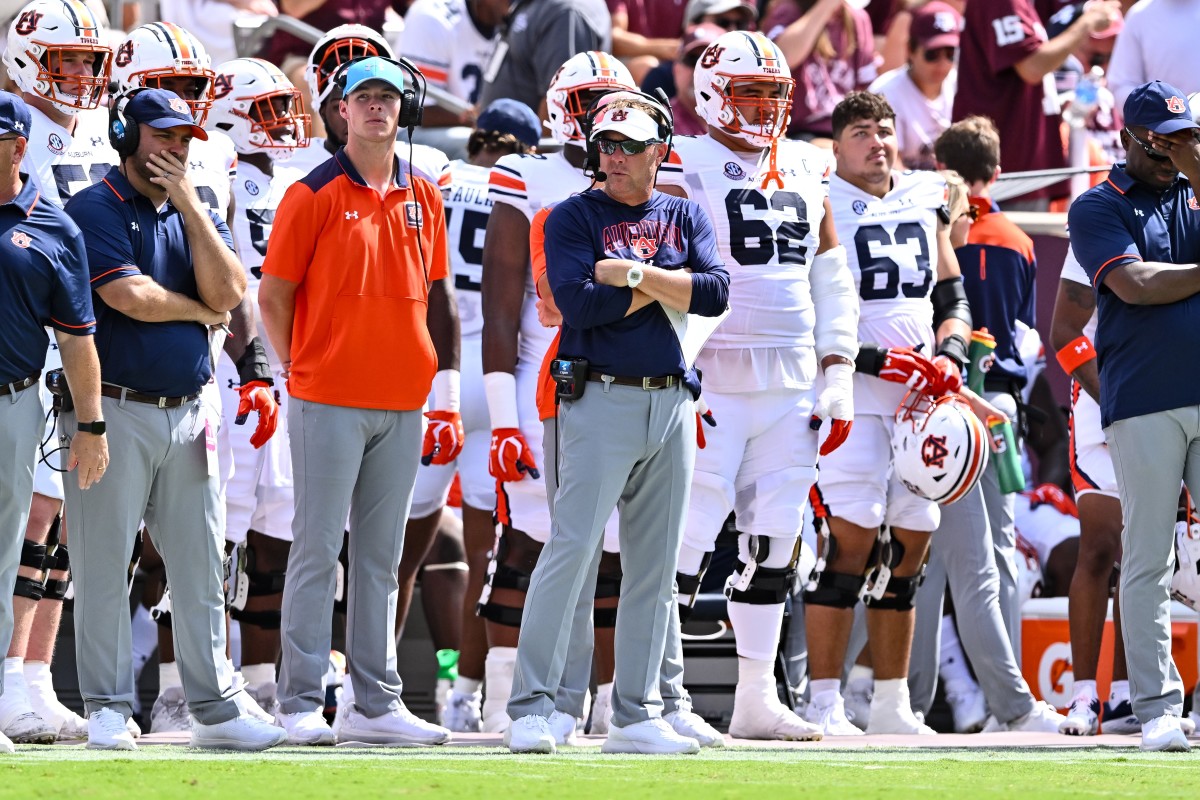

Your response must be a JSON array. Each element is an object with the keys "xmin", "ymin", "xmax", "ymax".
[
  {"xmin": 968, "ymin": 329, "xmax": 997, "ymax": 394},
  {"xmin": 987, "ymin": 414, "xmax": 1026, "ymax": 494}
]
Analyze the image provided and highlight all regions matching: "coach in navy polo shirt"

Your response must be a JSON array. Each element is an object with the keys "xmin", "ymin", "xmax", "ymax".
[
  {"xmin": 61, "ymin": 89, "xmax": 284, "ymax": 752},
  {"xmin": 0, "ymin": 91, "xmax": 106, "ymax": 754},
  {"xmin": 1068, "ymin": 79, "xmax": 1200, "ymax": 753},
  {"xmin": 505, "ymin": 97, "xmax": 728, "ymax": 755}
]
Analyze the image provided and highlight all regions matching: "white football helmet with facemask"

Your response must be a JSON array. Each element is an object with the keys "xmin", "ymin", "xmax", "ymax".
[
  {"xmin": 891, "ymin": 391, "xmax": 990, "ymax": 506},
  {"xmin": 693, "ymin": 31, "xmax": 794, "ymax": 149},
  {"xmin": 112, "ymin": 22, "xmax": 214, "ymax": 125},
  {"xmin": 544, "ymin": 50, "xmax": 635, "ymax": 145},
  {"xmin": 3, "ymin": 0, "xmax": 111, "ymax": 114},
  {"xmin": 208, "ymin": 57, "xmax": 310, "ymax": 157},
  {"xmin": 305, "ymin": 23, "xmax": 394, "ymax": 111}
]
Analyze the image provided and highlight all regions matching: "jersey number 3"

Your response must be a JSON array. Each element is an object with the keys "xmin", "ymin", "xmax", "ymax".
[
  {"xmin": 855, "ymin": 222, "xmax": 932, "ymax": 301},
  {"xmin": 724, "ymin": 189, "xmax": 810, "ymax": 266}
]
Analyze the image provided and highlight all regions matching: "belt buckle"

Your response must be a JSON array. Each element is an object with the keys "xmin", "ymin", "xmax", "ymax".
[
  {"xmin": 157, "ymin": 396, "xmax": 168, "ymax": 409},
  {"xmin": 642, "ymin": 377, "xmax": 653, "ymax": 390}
]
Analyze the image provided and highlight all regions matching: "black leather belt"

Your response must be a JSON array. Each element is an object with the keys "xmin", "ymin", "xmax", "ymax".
[
  {"xmin": 0, "ymin": 371, "xmax": 40, "ymax": 397},
  {"xmin": 101, "ymin": 384, "xmax": 200, "ymax": 408},
  {"xmin": 586, "ymin": 373, "xmax": 679, "ymax": 390}
]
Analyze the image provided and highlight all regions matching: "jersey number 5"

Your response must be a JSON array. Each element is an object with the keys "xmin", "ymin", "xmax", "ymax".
[
  {"xmin": 724, "ymin": 189, "xmax": 811, "ymax": 266},
  {"xmin": 855, "ymin": 222, "xmax": 932, "ymax": 301}
]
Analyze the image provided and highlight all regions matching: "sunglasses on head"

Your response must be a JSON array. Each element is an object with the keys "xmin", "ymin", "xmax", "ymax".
[
  {"xmin": 922, "ymin": 47, "xmax": 956, "ymax": 63},
  {"xmin": 1124, "ymin": 127, "xmax": 1171, "ymax": 162},
  {"xmin": 596, "ymin": 138, "xmax": 660, "ymax": 155}
]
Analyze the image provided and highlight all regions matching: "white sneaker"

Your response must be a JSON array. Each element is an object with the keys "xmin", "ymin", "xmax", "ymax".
[
  {"xmin": 337, "ymin": 702, "xmax": 450, "ymax": 746},
  {"xmin": 441, "ymin": 689, "xmax": 482, "ymax": 733},
  {"xmin": 589, "ymin": 682, "xmax": 613, "ymax": 735},
  {"xmin": 802, "ymin": 696, "xmax": 861, "ymax": 737},
  {"xmin": 985, "ymin": 701, "xmax": 1064, "ymax": 734},
  {"xmin": 0, "ymin": 683, "xmax": 57, "ymax": 744},
  {"xmin": 664, "ymin": 709, "xmax": 724, "ymax": 748},
  {"xmin": 276, "ymin": 710, "xmax": 335, "ymax": 745},
  {"xmin": 946, "ymin": 685, "xmax": 989, "ymax": 733},
  {"xmin": 844, "ymin": 682, "xmax": 872, "ymax": 731},
  {"xmin": 1141, "ymin": 715, "xmax": 1190, "ymax": 752},
  {"xmin": 866, "ymin": 698, "xmax": 936, "ymax": 735},
  {"xmin": 190, "ymin": 713, "xmax": 287, "ymax": 751},
  {"xmin": 548, "ymin": 710, "xmax": 578, "ymax": 746},
  {"xmin": 0, "ymin": 729, "xmax": 12, "ymax": 754},
  {"xmin": 1182, "ymin": 715, "xmax": 1196, "ymax": 736},
  {"xmin": 505, "ymin": 714, "xmax": 555, "ymax": 754},
  {"xmin": 150, "ymin": 686, "xmax": 191, "ymax": 733},
  {"xmin": 126, "ymin": 717, "xmax": 142, "ymax": 739},
  {"xmin": 729, "ymin": 685, "xmax": 823, "ymax": 741},
  {"xmin": 1059, "ymin": 697, "xmax": 1100, "ymax": 736},
  {"xmin": 602, "ymin": 718, "xmax": 700, "ymax": 755},
  {"xmin": 86, "ymin": 708, "xmax": 136, "ymax": 750}
]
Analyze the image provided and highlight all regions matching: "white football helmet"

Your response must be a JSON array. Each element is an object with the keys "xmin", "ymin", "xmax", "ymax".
[
  {"xmin": 112, "ymin": 23, "xmax": 214, "ymax": 125},
  {"xmin": 1190, "ymin": 92, "xmax": 1200, "ymax": 123},
  {"xmin": 1014, "ymin": 531, "xmax": 1045, "ymax": 604},
  {"xmin": 545, "ymin": 50, "xmax": 635, "ymax": 145},
  {"xmin": 694, "ymin": 31, "xmax": 795, "ymax": 149},
  {"xmin": 891, "ymin": 391, "xmax": 990, "ymax": 505},
  {"xmin": 1172, "ymin": 495, "xmax": 1200, "ymax": 611},
  {"xmin": 208, "ymin": 58, "xmax": 310, "ymax": 156},
  {"xmin": 305, "ymin": 24, "xmax": 394, "ymax": 110},
  {"xmin": 3, "ymin": 0, "xmax": 111, "ymax": 113}
]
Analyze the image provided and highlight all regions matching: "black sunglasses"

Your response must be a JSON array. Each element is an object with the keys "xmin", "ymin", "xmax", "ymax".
[
  {"xmin": 707, "ymin": 14, "xmax": 751, "ymax": 30},
  {"xmin": 1124, "ymin": 127, "xmax": 1171, "ymax": 162},
  {"xmin": 922, "ymin": 47, "xmax": 956, "ymax": 63},
  {"xmin": 596, "ymin": 138, "xmax": 660, "ymax": 155}
]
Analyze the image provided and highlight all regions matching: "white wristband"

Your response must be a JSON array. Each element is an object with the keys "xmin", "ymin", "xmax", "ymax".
[
  {"xmin": 484, "ymin": 371, "xmax": 520, "ymax": 429},
  {"xmin": 433, "ymin": 369, "xmax": 461, "ymax": 412}
]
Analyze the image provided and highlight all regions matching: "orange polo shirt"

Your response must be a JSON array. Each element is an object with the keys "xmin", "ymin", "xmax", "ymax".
[
  {"xmin": 262, "ymin": 148, "xmax": 449, "ymax": 411},
  {"xmin": 530, "ymin": 205, "xmax": 560, "ymax": 422}
]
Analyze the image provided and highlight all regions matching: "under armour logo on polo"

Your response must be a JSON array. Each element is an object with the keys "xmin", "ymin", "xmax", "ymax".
[
  {"xmin": 130, "ymin": 221, "xmax": 139, "ymax": 231},
  {"xmin": 1134, "ymin": 209, "xmax": 1145, "ymax": 216},
  {"xmin": 346, "ymin": 211, "xmax": 359, "ymax": 219}
]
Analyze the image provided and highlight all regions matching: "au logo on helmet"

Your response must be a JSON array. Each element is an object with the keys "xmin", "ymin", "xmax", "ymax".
[
  {"xmin": 212, "ymin": 73, "xmax": 234, "ymax": 99},
  {"xmin": 1167, "ymin": 96, "xmax": 1187, "ymax": 114},
  {"xmin": 699, "ymin": 45, "xmax": 724, "ymax": 70},
  {"xmin": 921, "ymin": 435, "xmax": 948, "ymax": 469},
  {"xmin": 13, "ymin": 10, "xmax": 42, "ymax": 35},
  {"xmin": 115, "ymin": 40, "xmax": 134, "ymax": 68}
]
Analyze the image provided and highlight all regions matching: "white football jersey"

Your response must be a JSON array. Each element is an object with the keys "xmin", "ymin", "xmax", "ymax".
[
  {"xmin": 26, "ymin": 107, "xmax": 118, "ymax": 208},
  {"xmin": 399, "ymin": 0, "xmax": 497, "ymax": 107},
  {"xmin": 187, "ymin": 130, "xmax": 237, "ymax": 221},
  {"xmin": 286, "ymin": 136, "xmax": 452, "ymax": 190},
  {"xmin": 1058, "ymin": 245, "xmax": 1097, "ymax": 342},
  {"xmin": 831, "ymin": 169, "xmax": 946, "ymax": 416},
  {"xmin": 231, "ymin": 158, "xmax": 304, "ymax": 293},
  {"xmin": 443, "ymin": 159, "xmax": 493, "ymax": 338},
  {"xmin": 488, "ymin": 149, "xmax": 592, "ymax": 367},
  {"xmin": 657, "ymin": 135, "xmax": 830, "ymax": 351}
]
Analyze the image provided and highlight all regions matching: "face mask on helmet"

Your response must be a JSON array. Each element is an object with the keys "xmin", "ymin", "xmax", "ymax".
[
  {"xmin": 891, "ymin": 390, "xmax": 989, "ymax": 505},
  {"xmin": 210, "ymin": 58, "xmax": 311, "ymax": 157},
  {"xmin": 694, "ymin": 31, "xmax": 795, "ymax": 148},
  {"xmin": 4, "ymin": 0, "xmax": 112, "ymax": 113},
  {"xmin": 544, "ymin": 51, "xmax": 635, "ymax": 145},
  {"xmin": 113, "ymin": 23, "xmax": 214, "ymax": 125},
  {"xmin": 305, "ymin": 25, "xmax": 394, "ymax": 110}
]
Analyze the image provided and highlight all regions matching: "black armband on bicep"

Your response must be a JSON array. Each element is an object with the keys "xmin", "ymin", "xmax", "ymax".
[
  {"xmin": 235, "ymin": 336, "xmax": 273, "ymax": 386},
  {"xmin": 931, "ymin": 277, "xmax": 972, "ymax": 332},
  {"xmin": 855, "ymin": 343, "xmax": 887, "ymax": 376},
  {"xmin": 936, "ymin": 333, "xmax": 969, "ymax": 372}
]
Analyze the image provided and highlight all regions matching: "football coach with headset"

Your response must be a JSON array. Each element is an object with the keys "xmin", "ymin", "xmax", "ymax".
[
  {"xmin": 63, "ymin": 89, "xmax": 286, "ymax": 751},
  {"xmin": 1067, "ymin": 79, "xmax": 1200, "ymax": 752},
  {"xmin": 258, "ymin": 56, "xmax": 460, "ymax": 747},
  {"xmin": 0, "ymin": 90, "xmax": 106, "ymax": 754},
  {"xmin": 504, "ymin": 93, "xmax": 729, "ymax": 755}
]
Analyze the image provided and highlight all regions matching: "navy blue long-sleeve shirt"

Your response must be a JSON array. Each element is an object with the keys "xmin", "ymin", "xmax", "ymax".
[{"xmin": 545, "ymin": 188, "xmax": 729, "ymax": 397}]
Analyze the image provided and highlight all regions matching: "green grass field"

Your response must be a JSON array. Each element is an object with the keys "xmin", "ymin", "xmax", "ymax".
[{"xmin": 1, "ymin": 746, "xmax": 1197, "ymax": 799}]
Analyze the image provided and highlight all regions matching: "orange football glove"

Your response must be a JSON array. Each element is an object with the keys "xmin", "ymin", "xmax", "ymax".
[
  {"xmin": 235, "ymin": 380, "xmax": 278, "ymax": 449},
  {"xmin": 489, "ymin": 428, "xmax": 540, "ymax": 481},
  {"xmin": 421, "ymin": 410, "xmax": 464, "ymax": 466},
  {"xmin": 931, "ymin": 354, "xmax": 963, "ymax": 396}
]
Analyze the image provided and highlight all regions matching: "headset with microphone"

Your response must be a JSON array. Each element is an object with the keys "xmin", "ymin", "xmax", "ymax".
[
  {"xmin": 108, "ymin": 87, "xmax": 152, "ymax": 159},
  {"xmin": 580, "ymin": 87, "xmax": 674, "ymax": 183},
  {"xmin": 331, "ymin": 54, "xmax": 427, "ymax": 134}
]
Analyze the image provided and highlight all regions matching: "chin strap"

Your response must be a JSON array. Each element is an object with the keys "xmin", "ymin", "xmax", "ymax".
[{"xmin": 760, "ymin": 140, "xmax": 784, "ymax": 190}]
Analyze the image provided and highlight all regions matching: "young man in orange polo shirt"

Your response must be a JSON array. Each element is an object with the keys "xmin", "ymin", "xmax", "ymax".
[{"xmin": 258, "ymin": 57, "xmax": 462, "ymax": 747}]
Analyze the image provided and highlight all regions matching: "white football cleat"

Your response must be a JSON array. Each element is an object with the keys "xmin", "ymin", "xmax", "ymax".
[
  {"xmin": 1141, "ymin": 715, "xmax": 1190, "ymax": 752},
  {"xmin": 87, "ymin": 708, "xmax": 137, "ymax": 751},
  {"xmin": 1101, "ymin": 699, "xmax": 1141, "ymax": 735},
  {"xmin": 276, "ymin": 710, "xmax": 335, "ymax": 745},
  {"xmin": 481, "ymin": 648, "xmax": 515, "ymax": 734},
  {"xmin": 245, "ymin": 682, "xmax": 280, "ymax": 721},
  {"xmin": 505, "ymin": 714, "xmax": 555, "ymax": 754},
  {"xmin": 190, "ymin": 713, "xmax": 287, "ymax": 751},
  {"xmin": 843, "ymin": 681, "xmax": 872, "ymax": 731},
  {"xmin": 664, "ymin": 709, "xmax": 724, "ymax": 748},
  {"xmin": 802, "ymin": 695, "xmax": 861, "ymax": 737},
  {"xmin": 0, "ymin": 675, "xmax": 57, "ymax": 744},
  {"xmin": 24, "ymin": 664, "xmax": 87, "ymax": 739},
  {"xmin": 730, "ymin": 683, "xmax": 823, "ymax": 741},
  {"xmin": 602, "ymin": 718, "xmax": 700, "ymax": 755},
  {"xmin": 441, "ymin": 689, "xmax": 482, "ymax": 733},
  {"xmin": 0, "ymin": 729, "xmax": 12, "ymax": 754},
  {"xmin": 946, "ymin": 684, "xmax": 988, "ymax": 734},
  {"xmin": 589, "ymin": 682, "xmax": 613, "ymax": 735},
  {"xmin": 337, "ymin": 702, "xmax": 450, "ymax": 746},
  {"xmin": 150, "ymin": 686, "xmax": 191, "ymax": 733},
  {"xmin": 1059, "ymin": 697, "xmax": 1100, "ymax": 736},
  {"xmin": 983, "ymin": 700, "xmax": 1064, "ymax": 733},
  {"xmin": 866, "ymin": 698, "xmax": 936, "ymax": 735}
]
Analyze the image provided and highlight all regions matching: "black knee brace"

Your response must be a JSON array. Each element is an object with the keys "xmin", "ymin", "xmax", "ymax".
[
  {"xmin": 476, "ymin": 531, "xmax": 534, "ymax": 628},
  {"xmin": 14, "ymin": 540, "xmax": 51, "ymax": 600},
  {"xmin": 862, "ymin": 529, "xmax": 925, "ymax": 611},
  {"xmin": 228, "ymin": 541, "xmax": 287, "ymax": 629},
  {"xmin": 724, "ymin": 536, "xmax": 800, "ymax": 606},
  {"xmin": 42, "ymin": 544, "xmax": 72, "ymax": 603},
  {"xmin": 677, "ymin": 551, "xmax": 712, "ymax": 623},
  {"xmin": 802, "ymin": 525, "xmax": 865, "ymax": 608}
]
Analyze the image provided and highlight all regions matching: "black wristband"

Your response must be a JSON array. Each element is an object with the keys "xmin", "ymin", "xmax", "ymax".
[
  {"xmin": 855, "ymin": 343, "xmax": 888, "ymax": 377},
  {"xmin": 235, "ymin": 336, "xmax": 273, "ymax": 386},
  {"xmin": 936, "ymin": 333, "xmax": 969, "ymax": 372}
]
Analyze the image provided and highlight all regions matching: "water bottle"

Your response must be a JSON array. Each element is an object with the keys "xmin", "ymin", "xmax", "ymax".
[
  {"xmin": 987, "ymin": 415, "xmax": 1027, "ymax": 494},
  {"xmin": 1063, "ymin": 66, "xmax": 1103, "ymax": 128},
  {"xmin": 967, "ymin": 329, "xmax": 997, "ymax": 395}
]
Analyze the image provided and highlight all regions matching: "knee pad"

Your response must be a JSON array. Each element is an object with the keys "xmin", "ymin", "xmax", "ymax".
[
  {"xmin": 42, "ymin": 544, "xmax": 72, "ymax": 603},
  {"xmin": 677, "ymin": 551, "xmax": 712, "ymax": 623},
  {"xmin": 802, "ymin": 525, "xmax": 865, "ymax": 608},
  {"xmin": 861, "ymin": 528, "xmax": 925, "ymax": 611},
  {"xmin": 228, "ymin": 539, "xmax": 287, "ymax": 629},
  {"xmin": 724, "ymin": 535, "xmax": 799, "ymax": 606},
  {"xmin": 14, "ymin": 540, "xmax": 50, "ymax": 600},
  {"xmin": 476, "ymin": 527, "xmax": 539, "ymax": 629},
  {"xmin": 150, "ymin": 586, "xmax": 173, "ymax": 627}
]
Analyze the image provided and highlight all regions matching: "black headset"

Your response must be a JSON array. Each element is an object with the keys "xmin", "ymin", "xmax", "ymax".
[
  {"xmin": 580, "ymin": 88, "xmax": 674, "ymax": 182},
  {"xmin": 109, "ymin": 87, "xmax": 150, "ymax": 159},
  {"xmin": 332, "ymin": 55, "xmax": 427, "ymax": 133}
]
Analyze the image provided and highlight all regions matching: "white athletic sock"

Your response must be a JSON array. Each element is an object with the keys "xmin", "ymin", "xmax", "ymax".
[
  {"xmin": 23, "ymin": 660, "xmax": 52, "ymax": 687},
  {"xmin": 872, "ymin": 678, "xmax": 910, "ymax": 710},
  {"xmin": 938, "ymin": 616, "xmax": 976, "ymax": 694},
  {"xmin": 454, "ymin": 676, "xmax": 481, "ymax": 696},
  {"xmin": 1071, "ymin": 679, "xmax": 1097, "ymax": 702},
  {"xmin": 241, "ymin": 662, "xmax": 276, "ymax": 688},
  {"xmin": 727, "ymin": 601, "xmax": 785, "ymax": 662},
  {"xmin": 159, "ymin": 661, "xmax": 181, "ymax": 691},
  {"xmin": 847, "ymin": 664, "xmax": 873, "ymax": 692},
  {"xmin": 2, "ymin": 658, "xmax": 27, "ymax": 696},
  {"xmin": 735, "ymin": 656, "xmax": 774, "ymax": 692},
  {"xmin": 810, "ymin": 678, "xmax": 842, "ymax": 709},
  {"xmin": 1109, "ymin": 680, "xmax": 1130, "ymax": 704},
  {"xmin": 676, "ymin": 543, "xmax": 709, "ymax": 577}
]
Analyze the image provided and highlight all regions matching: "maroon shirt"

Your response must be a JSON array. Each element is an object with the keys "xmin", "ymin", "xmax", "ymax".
[
  {"xmin": 763, "ymin": 2, "xmax": 877, "ymax": 137},
  {"xmin": 259, "ymin": 0, "xmax": 406, "ymax": 65},
  {"xmin": 607, "ymin": 0, "xmax": 688, "ymax": 38},
  {"xmin": 671, "ymin": 95, "xmax": 707, "ymax": 136},
  {"xmin": 953, "ymin": 0, "xmax": 1066, "ymax": 201}
]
